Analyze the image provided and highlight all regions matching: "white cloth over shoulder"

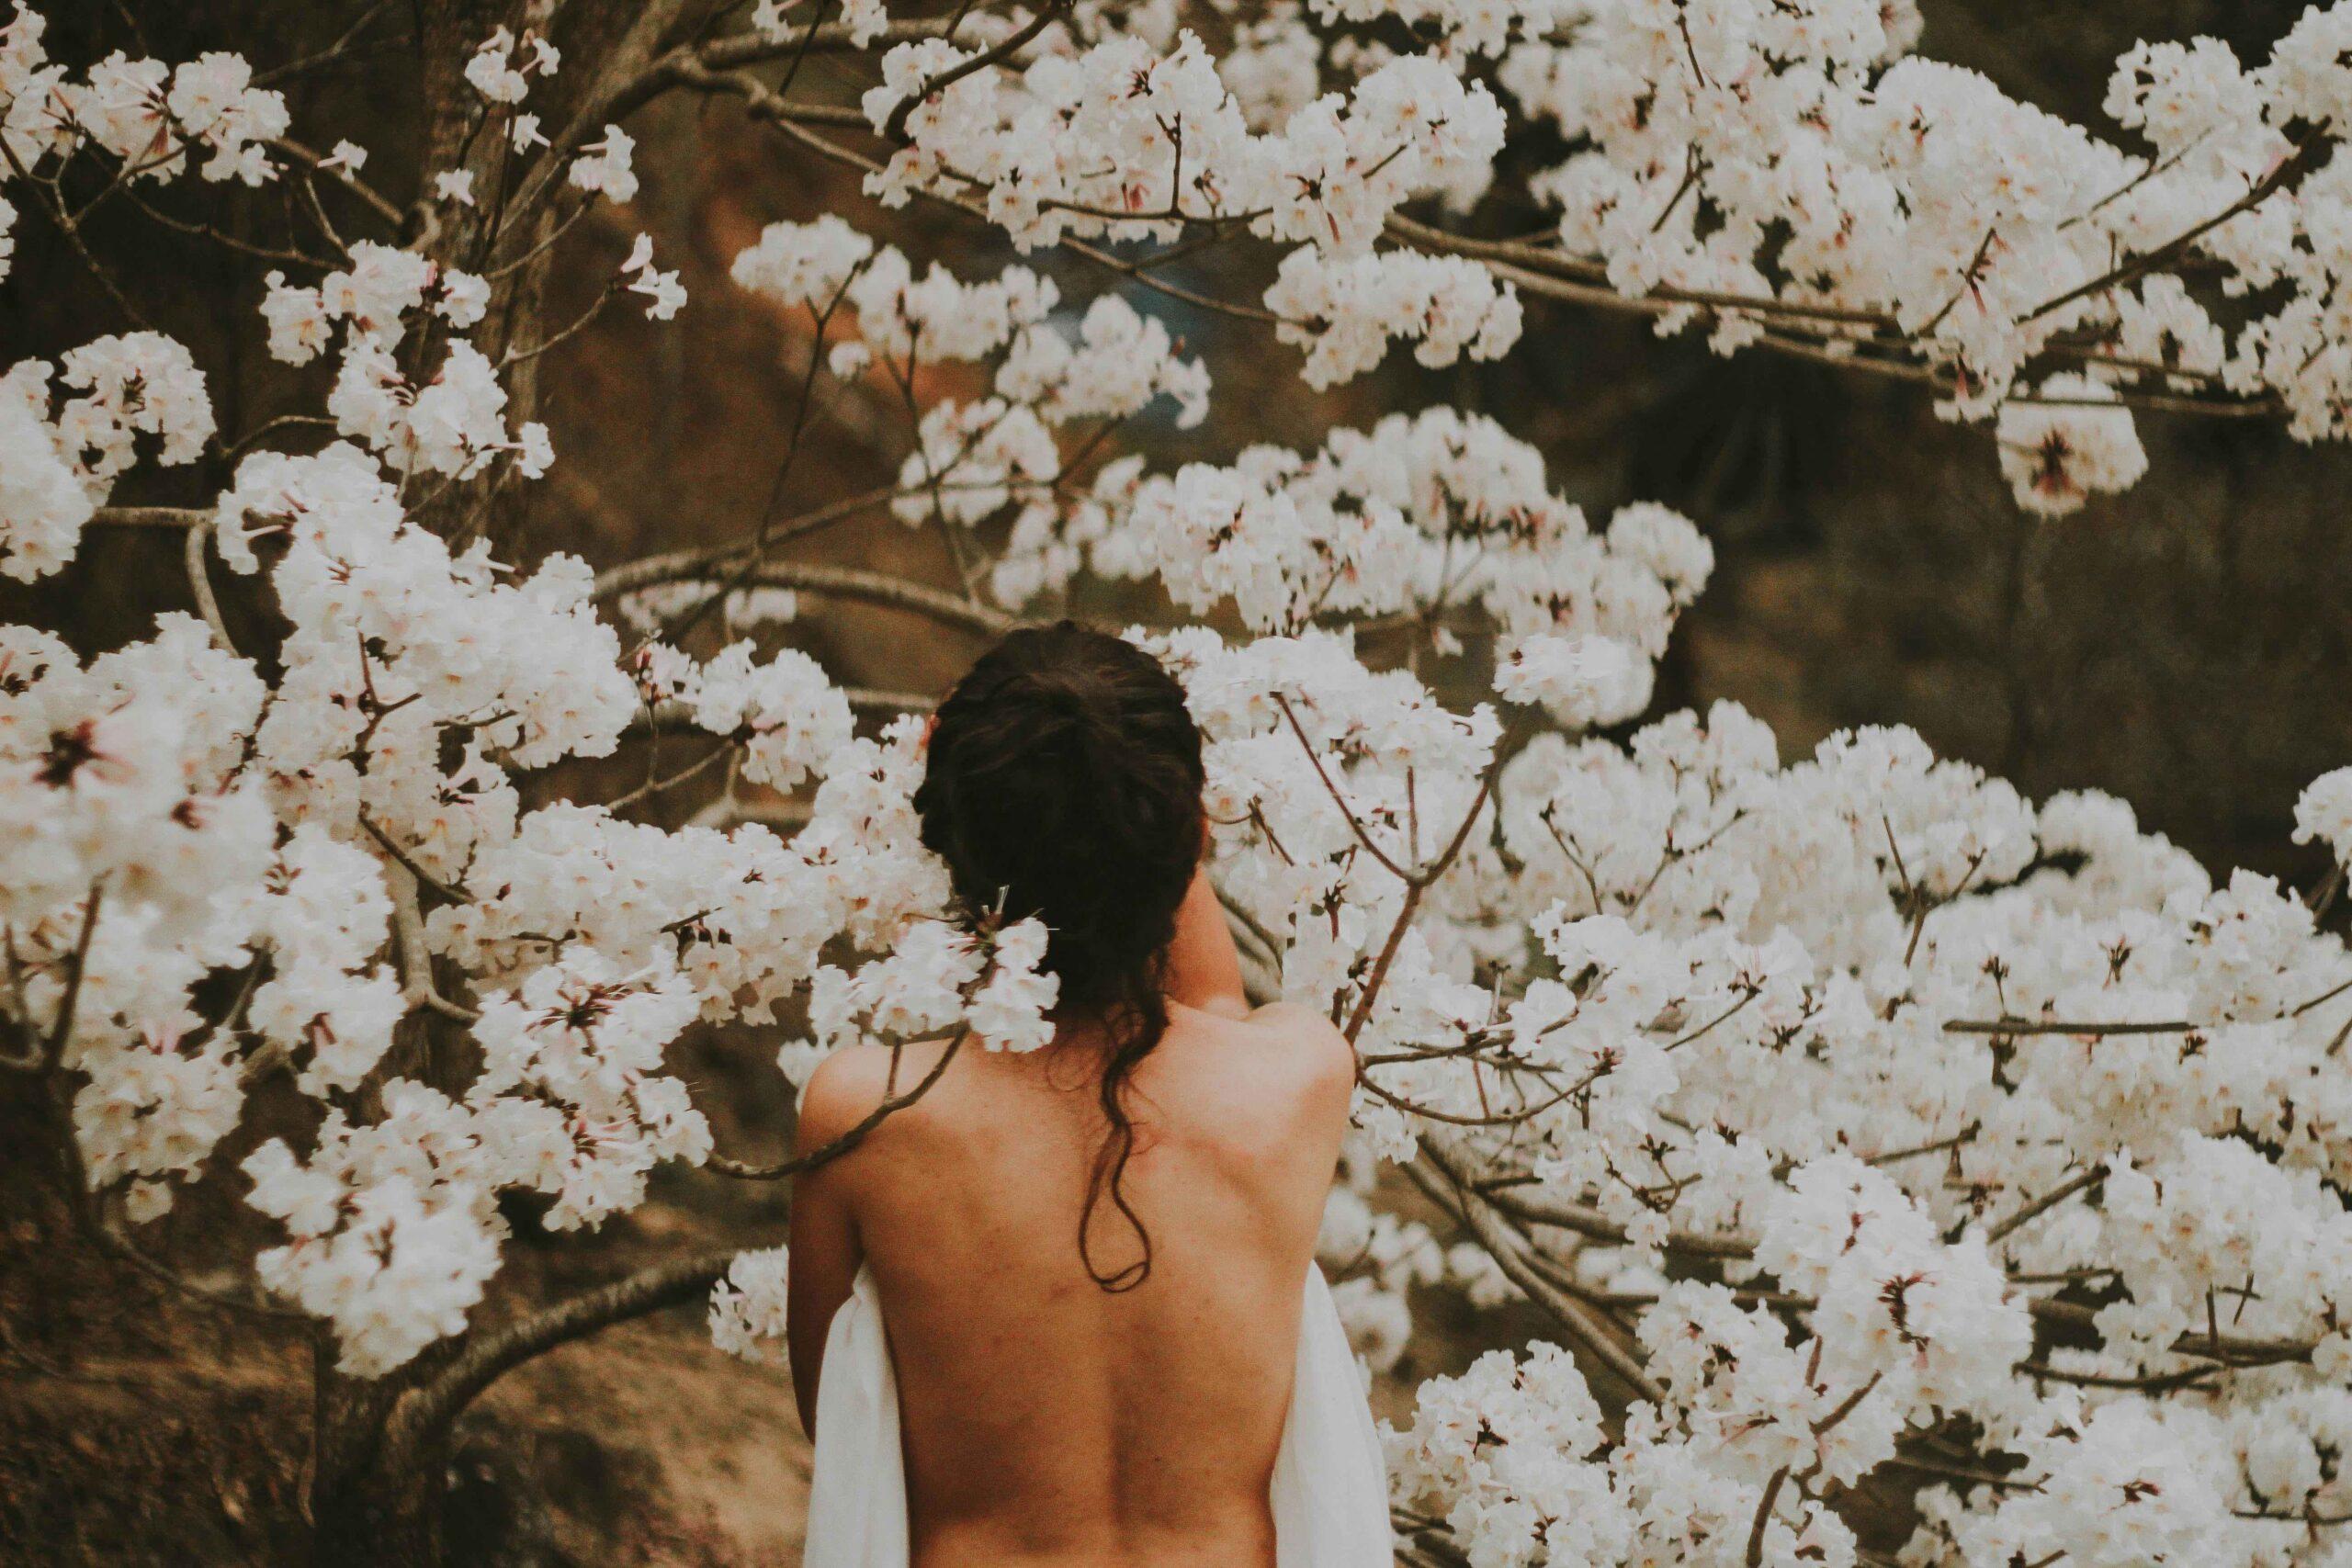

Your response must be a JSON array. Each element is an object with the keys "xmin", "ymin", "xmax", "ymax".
[{"xmin": 801, "ymin": 1263, "xmax": 1394, "ymax": 1567}]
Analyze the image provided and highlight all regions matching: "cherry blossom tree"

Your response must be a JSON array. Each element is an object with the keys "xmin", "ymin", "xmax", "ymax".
[{"xmin": 6, "ymin": 3, "xmax": 2352, "ymax": 1565}]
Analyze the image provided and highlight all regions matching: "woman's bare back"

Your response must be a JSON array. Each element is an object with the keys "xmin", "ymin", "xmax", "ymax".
[{"xmin": 787, "ymin": 998, "xmax": 1355, "ymax": 1568}]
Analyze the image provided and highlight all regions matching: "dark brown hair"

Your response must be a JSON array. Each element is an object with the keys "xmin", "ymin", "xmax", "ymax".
[{"xmin": 912, "ymin": 621, "xmax": 1205, "ymax": 1291}]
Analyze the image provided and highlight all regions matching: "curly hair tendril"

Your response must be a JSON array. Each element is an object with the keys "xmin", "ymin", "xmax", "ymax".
[{"xmin": 912, "ymin": 621, "xmax": 1206, "ymax": 1292}]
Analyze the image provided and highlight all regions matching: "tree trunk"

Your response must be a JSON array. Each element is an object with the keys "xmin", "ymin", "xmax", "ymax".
[
  {"xmin": 310, "ymin": 1341, "xmax": 446, "ymax": 1568},
  {"xmin": 311, "ymin": 1450, "xmax": 447, "ymax": 1568}
]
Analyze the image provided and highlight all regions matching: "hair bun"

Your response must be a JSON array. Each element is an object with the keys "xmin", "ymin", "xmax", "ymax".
[{"xmin": 914, "ymin": 621, "xmax": 1204, "ymax": 1014}]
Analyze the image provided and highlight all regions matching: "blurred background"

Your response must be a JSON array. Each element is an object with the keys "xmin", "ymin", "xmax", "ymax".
[{"xmin": 4, "ymin": 1, "xmax": 2346, "ymax": 1562}]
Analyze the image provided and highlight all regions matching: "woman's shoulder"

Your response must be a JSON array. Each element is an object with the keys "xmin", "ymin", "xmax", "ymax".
[
  {"xmin": 1181, "ymin": 1000, "xmax": 1356, "ymax": 1123},
  {"xmin": 1236, "ymin": 999, "xmax": 1354, "ymax": 1070},
  {"xmin": 1152, "ymin": 1004, "xmax": 1354, "ymax": 1202},
  {"xmin": 796, "ymin": 1035, "xmax": 963, "ymax": 1156}
]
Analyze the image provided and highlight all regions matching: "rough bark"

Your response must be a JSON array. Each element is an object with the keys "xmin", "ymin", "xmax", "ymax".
[{"xmin": 311, "ymin": 1345, "xmax": 442, "ymax": 1568}]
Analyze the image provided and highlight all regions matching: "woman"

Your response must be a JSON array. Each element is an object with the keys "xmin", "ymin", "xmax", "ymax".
[{"xmin": 786, "ymin": 622, "xmax": 1392, "ymax": 1567}]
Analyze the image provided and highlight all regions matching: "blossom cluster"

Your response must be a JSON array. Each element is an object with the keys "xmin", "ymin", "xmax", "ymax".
[
  {"xmin": 1, "ymin": 334, "xmax": 212, "ymax": 580},
  {"xmin": 1390, "ymin": 1159, "xmax": 2031, "ymax": 1566},
  {"xmin": 811, "ymin": 0, "xmax": 2352, "ymax": 506},
  {"xmin": 708, "ymin": 1245, "xmax": 793, "ymax": 1363},
  {"xmin": 1241, "ymin": 671, "xmax": 2352, "ymax": 1562},
  {"xmin": 0, "ymin": 4, "xmax": 692, "ymax": 501},
  {"xmin": 862, "ymin": 34, "xmax": 1501, "ymax": 254},
  {"xmin": 731, "ymin": 218, "xmax": 1211, "ymax": 603},
  {"xmin": 851, "ymin": 25, "xmax": 1518, "ymax": 383},
  {"xmin": 2, "ymin": 7, "xmax": 288, "ymax": 195},
  {"xmin": 1485, "ymin": 0, "xmax": 2352, "ymax": 510}
]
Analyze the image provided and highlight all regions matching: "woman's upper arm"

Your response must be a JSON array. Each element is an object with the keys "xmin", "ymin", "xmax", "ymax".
[
  {"xmin": 785, "ymin": 1051, "xmax": 882, "ymax": 1439},
  {"xmin": 1252, "ymin": 1000, "xmax": 1358, "ymax": 1154}
]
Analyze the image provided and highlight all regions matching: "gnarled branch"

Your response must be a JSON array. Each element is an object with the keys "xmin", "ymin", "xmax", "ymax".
[{"xmin": 383, "ymin": 1247, "xmax": 738, "ymax": 1466}]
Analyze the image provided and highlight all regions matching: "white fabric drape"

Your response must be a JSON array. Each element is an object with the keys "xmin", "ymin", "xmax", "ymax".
[{"xmin": 801, "ymin": 1264, "xmax": 1394, "ymax": 1567}]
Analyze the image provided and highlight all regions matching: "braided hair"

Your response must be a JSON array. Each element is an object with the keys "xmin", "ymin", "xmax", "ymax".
[{"xmin": 913, "ymin": 621, "xmax": 1205, "ymax": 1292}]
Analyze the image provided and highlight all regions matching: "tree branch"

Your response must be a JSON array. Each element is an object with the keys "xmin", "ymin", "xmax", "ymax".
[
  {"xmin": 89, "ymin": 505, "xmax": 210, "ymax": 529},
  {"xmin": 879, "ymin": 0, "xmax": 1069, "ymax": 144},
  {"xmin": 383, "ymin": 1247, "xmax": 738, "ymax": 1465},
  {"xmin": 1472, "ymin": 1161, "xmax": 2316, "ymax": 1364},
  {"xmin": 710, "ymin": 1030, "xmax": 965, "ymax": 1179},
  {"xmin": 697, "ymin": 14, "xmax": 981, "ymax": 72},
  {"xmin": 1983, "ymin": 1164, "xmax": 2106, "ymax": 1245},
  {"xmin": 1412, "ymin": 1136, "xmax": 1667, "ymax": 1404},
  {"xmin": 2021, "ymin": 135, "xmax": 2323, "ymax": 323},
  {"xmin": 656, "ymin": 56, "xmax": 880, "ymax": 128},
  {"xmin": 183, "ymin": 516, "xmax": 236, "ymax": 652},
  {"xmin": 593, "ymin": 555, "xmax": 1017, "ymax": 637}
]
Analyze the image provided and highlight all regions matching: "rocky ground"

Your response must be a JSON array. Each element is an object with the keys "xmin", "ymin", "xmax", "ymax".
[
  {"xmin": 0, "ymin": 1275, "xmax": 813, "ymax": 1568},
  {"xmin": 0, "ymin": 1075, "xmax": 813, "ymax": 1568}
]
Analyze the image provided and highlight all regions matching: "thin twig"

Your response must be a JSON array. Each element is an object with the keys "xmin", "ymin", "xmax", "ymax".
[{"xmin": 710, "ymin": 1030, "xmax": 967, "ymax": 1179}]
